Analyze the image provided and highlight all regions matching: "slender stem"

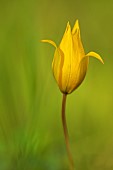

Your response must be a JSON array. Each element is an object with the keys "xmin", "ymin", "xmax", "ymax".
[{"xmin": 62, "ymin": 93, "xmax": 75, "ymax": 170}]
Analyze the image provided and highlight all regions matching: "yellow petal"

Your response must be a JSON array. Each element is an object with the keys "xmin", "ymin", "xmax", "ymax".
[
  {"xmin": 60, "ymin": 22, "xmax": 72, "ymax": 49},
  {"xmin": 67, "ymin": 56, "xmax": 89, "ymax": 93},
  {"xmin": 59, "ymin": 22, "xmax": 73, "ymax": 92},
  {"xmin": 41, "ymin": 40, "xmax": 57, "ymax": 48},
  {"xmin": 72, "ymin": 20, "xmax": 85, "ymax": 62},
  {"xmin": 86, "ymin": 52, "xmax": 104, "ymax": 64},
  {"xmin": 52, "ymin": 48, "xmax": 65, "ymax": 92},
  {"xmin": 72, "ymin": 19, "xmax": 79, "ymax": 35}
]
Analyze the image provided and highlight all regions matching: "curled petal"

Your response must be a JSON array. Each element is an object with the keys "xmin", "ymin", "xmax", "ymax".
[
  {"xmin": 41, "ymin": 40, "xmax": 57, "ymax": 48},
  {"xmin": 85, "ymin": 52, "xmax": 104, "ymax": 64}
]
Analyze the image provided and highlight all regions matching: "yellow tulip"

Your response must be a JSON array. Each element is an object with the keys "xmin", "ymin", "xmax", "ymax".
[{"xmin": 42, "ymin": 20, "xmax": 104, "ymax": 94}]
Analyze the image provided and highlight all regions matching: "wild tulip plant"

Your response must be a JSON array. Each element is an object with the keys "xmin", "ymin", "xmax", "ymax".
[{"xmin": 42, "ymin": 20, "xmax": 104, "ymax": 170}]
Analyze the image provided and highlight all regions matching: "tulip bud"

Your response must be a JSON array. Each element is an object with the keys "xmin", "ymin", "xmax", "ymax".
[{"xmin": 42, "ymin": 20, "xmax": 104, "ymax": 94}]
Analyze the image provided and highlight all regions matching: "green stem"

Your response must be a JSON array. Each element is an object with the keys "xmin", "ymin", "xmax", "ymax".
[{"xmin": 61, "ymin": 93, "xmax": 75, "ymax": 170}]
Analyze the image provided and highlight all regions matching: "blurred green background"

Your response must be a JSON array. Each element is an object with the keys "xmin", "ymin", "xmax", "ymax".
[{"xmin": 0, "ymin": 0, "xmax": 113, "ymax": 169}]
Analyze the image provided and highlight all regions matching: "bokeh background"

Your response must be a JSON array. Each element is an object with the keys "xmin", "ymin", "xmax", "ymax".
[{"xmin": 0, "ymin": 0, "xmax": 113, "ymax": 169}]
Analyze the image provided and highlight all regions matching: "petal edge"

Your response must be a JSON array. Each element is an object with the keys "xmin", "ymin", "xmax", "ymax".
[
  {"xmin": 86, "ymin": 52, "xmax": 104, "ymax": 64},
  {"xmin": 41, "ymin": 40, "xmax": 57, "ymax": 48},
  {"xmin": 72, "ymin": 19, "xmax": 79, "ymax": 35}
]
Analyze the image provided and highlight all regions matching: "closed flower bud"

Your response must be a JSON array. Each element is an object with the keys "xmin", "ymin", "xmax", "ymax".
[{"xmin": 42, "ymin": 20, "xmax": 104, "ymax": 94}]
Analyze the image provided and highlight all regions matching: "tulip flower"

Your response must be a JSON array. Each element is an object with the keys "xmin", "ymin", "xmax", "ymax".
[
  {"xmin": 42, "ymin": 20, "xmax": 104, "ymax": 170},
  {"xmin": 42, "ymin": 20, "xmax": 104, "ymax": 94}
]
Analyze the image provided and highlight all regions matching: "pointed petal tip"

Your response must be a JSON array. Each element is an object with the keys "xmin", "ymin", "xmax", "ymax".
[
  {"xmin": 76, "ymin": 19, "xmax": 79, "ymax": 25},
  {"xmin": 64, "ymin": 21, "xmax": 71, "ymax": 35},
  {"xmin": 67, "ymin": 21, "xmax": 70, "ymax": 25},
  {"xmin": 98, "ymin": 58, "xmax": 104, "ymax": 64},
  {"xmin": 72, "ymin": 19, "xmax": 80, "ymax": 34},
  {"xmin": 101, "ymin": 59, "xmax": 104, "ymax": 64},
  {"xmin": 66, "ymin": 21, "xmax": 71, "ymax": 29},
  {"xmin": 76, "ymin": 19, "xmax": 79, "ymax": 29},
  {"xmin": 41, "ymin": 40, "xmax": 45, "ymax": 42},
  {"xmin": 86, "ymin": 51, "xmax": 104, "ymax": 64}
]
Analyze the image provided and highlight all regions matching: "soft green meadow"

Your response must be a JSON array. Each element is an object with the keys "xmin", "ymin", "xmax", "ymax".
[{"xmin": 0, "ymin": 0, "xmax": 113, "ymax": 169}]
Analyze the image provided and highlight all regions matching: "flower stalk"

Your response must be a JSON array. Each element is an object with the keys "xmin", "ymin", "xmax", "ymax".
[
  {"xmin": 42, "ymin": 19, "xmax": 104, "ymax": 170},
  {"xmin": 62, "ymin": 94, "xmax": 75, "ymax": 170}
]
